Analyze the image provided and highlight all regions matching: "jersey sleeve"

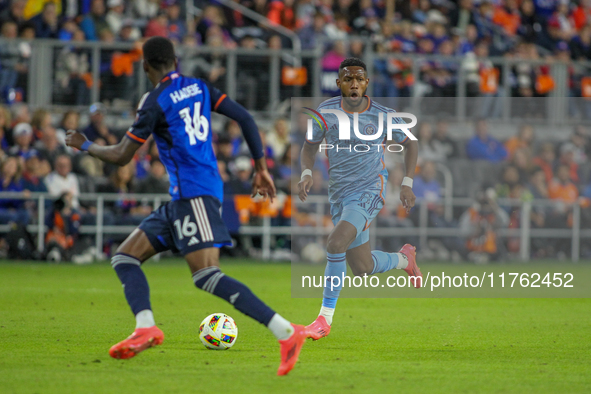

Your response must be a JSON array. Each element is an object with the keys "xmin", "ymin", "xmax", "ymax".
[
  {"xmin": 387, "ymin": 112, "xmax": 409, "ymax": 144},
  {"xmin": 126, "ymin": 92, "xmax": 160, "ymax": 144},
  {"xmin": 205, "ymin": 82, "xmax": 228, "ymax": 113},
  {"xmin": 305, "ymin": 108, "xmax": 327, "ymax": 145}
]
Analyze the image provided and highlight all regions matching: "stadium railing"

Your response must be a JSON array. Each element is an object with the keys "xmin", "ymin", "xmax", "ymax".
[
  {"xmin": 3, "ymin": 38, "xmax": 591, "ymax": 125},
  {"xmin": 0, "ymin": 192, "xmax": 588, "ymax": 262}
]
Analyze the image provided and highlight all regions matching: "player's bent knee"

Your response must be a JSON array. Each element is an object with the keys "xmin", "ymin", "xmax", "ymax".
[
  {"xmin": 326, "ymin": 235, "xmax": 351, "ymax": 254},
  {"xmin": 116, "ymin": 229, "xmax": 156, "ymax": 263},
  {"xmin": 350, "ymin": 265, "xmax": 373, "ymax": 277}
]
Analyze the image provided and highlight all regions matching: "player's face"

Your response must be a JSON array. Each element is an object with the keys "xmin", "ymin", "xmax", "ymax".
[{"xmin": 337, "ymin": 66, "xmax": 369, "ymax": 109}]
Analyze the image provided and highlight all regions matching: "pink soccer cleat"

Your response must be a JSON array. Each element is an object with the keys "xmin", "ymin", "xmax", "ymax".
[
  {"xmin": 109, "ymin": 326, "xmax": 164, "ymax": 359},
  {"xmin": 277, "ymin": 324, "xmax": 307, "ymax": 376},
  {"xmin": 305, "ymin": 315, "xmax": 331, "ymax": 340},
  {"xmin": 400, "ymin": 244, "xmax": 423, "ymax": 288}
]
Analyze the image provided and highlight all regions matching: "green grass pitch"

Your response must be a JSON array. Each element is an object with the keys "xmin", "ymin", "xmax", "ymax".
[{"xmin": 0, "ymin": 259, "xmax": 589, "ymax": 393}]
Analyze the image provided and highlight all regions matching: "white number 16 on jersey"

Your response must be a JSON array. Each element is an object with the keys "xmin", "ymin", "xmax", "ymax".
[{"xmin": 179, "ymin": 102, "xmax": 209, "ymax": 145}]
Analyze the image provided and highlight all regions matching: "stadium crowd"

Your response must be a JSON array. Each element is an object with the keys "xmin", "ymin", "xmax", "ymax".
[
  {"xmin": 1, "ymin": 0, "xmax": 591, "ymax": 110},
  {"xmin": 0, "ymin": 0, "xmax": 590, "ymax": 262}
]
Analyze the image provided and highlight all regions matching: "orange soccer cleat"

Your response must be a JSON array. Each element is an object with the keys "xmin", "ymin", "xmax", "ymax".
[
  {"xmin": 277, "ymin": 324, "xmax": 307, "ymax": 376},
  {"xmin": 400, "ymin": 244, "xmax": 423, "ymax": 289},
  {"xmin": 305, "ymin": 315, "xmax": 331, "ymax": 340},
  {"xmin": 109, "ymin": 326, "xmax": 164, "ymax": 360}
]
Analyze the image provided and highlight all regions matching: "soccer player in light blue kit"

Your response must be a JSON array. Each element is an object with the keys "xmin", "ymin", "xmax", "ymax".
[{"xmin": 298, "ymin": 58, "xmax": 423, "ymax": 340}]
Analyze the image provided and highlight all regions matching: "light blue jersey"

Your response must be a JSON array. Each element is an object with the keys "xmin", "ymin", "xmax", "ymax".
[{"xmin": 306, "ymin": 96, "xmax": 409, "ymax": 205}]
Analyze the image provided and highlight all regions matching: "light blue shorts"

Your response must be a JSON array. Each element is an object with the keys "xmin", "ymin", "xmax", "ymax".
[{"xmin": 330, "ymin": 189, "xmax": 385, "ymax": 250}]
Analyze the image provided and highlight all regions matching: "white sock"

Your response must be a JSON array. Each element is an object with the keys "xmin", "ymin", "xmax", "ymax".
[
  {"xmin": 319, "ymin": 306, "xmax": 335, "ymax": 325},
  {"xmin": 135, "ymin": 309, "xmax": 155, "ymax": 329},
  {"xmin": 268, "ymin": 313, "xmax": 294, "ymax": 341},
  {"xmin": 396, "ymin": 253, "xmax": 409, "ymax": 269}
]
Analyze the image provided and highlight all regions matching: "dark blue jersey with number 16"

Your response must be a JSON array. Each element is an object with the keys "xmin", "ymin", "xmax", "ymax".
[{"xmin": 126, "ymin": 71, "xmax": 229, "ymax": 202}]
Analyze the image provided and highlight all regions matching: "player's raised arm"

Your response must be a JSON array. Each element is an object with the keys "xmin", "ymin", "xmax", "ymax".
[
  {"xmin": 298, "ymin": 142, "xmax": 318, "ymax": 202},
  {"xmin": 212, "ymin": 91, "xmax": 276, "ymax": 201},
  {"xmin": 65, "ymin": 130, "xmax": 141, "ymax": 166},
  {"xmin": 400, "ymin": 138, "xmax": 418, "ymax": 213}
]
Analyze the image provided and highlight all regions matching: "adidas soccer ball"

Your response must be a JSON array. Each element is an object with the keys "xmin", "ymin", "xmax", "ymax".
[{"xmin": 199, "ymin": 313, "xmax": 238, "ymax": 350}]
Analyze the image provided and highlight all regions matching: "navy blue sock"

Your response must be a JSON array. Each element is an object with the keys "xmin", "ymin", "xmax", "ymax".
[
  {"xmin": 112, "ymin": 253, "xmax": 151, "ymax": 315},
  {"xmin": 193, "ymin": 267, "xmax": 276, "ymax": 326}
]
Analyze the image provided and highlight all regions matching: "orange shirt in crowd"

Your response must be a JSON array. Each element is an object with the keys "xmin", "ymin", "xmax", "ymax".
[
  {"xmin": 504, "ymin": 136, "xmax": 527, "ymax": 159},
  {"xmin": 548, "ymin": 180, "xmax": 579, "ymax": 203},
  {"xmin": 492, "ymin": 6, "xmax": 520, "ymax": 36}
]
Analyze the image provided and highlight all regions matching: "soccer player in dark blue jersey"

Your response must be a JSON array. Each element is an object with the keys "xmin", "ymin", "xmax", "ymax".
[{"xmin": 65, "ymin": 37, "xmax": 306, "ymax": 376}]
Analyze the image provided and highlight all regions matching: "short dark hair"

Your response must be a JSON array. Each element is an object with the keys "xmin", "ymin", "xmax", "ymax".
[
  {"xmin": 339, "ymin": 57, "xmax": 367, "ymax": 74},
  {"xmin": 143, "ymin": 36, "xmax": 176, "ymax": 70}
]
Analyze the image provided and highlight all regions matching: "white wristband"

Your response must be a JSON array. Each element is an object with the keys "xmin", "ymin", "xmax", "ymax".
[
  {"xmin": 301, "ymin": 169, "xmax": 312, "ymax": 181},
  {"xmin": 402, "ymin": 176, "xmax": 413, "ymax": 188}
]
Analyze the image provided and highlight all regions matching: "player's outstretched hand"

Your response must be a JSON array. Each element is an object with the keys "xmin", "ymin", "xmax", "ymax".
[
  {"xmin": 400, "ymin": 186, "xmax": 416, "ymax": 214},
  {"xmin": 252, "ymin": 169, "xmax": 277, "ymax": 202},
  {"xmin": 298, "ymin": 175, "xmax": 313, "ymax": 202},
  {"xmin": 65, "ymin": 130, "xmax": 88, "ymax": 150}
]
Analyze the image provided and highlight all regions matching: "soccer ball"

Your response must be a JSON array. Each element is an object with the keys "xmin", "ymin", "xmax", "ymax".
[{"xmin": 199, "ymin": 313, "xmax": 238, "ymax": 350}]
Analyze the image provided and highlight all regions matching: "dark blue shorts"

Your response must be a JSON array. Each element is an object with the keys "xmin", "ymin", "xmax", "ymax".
[{"xmin": 139, "ymin": 196, "xmax": 232, "ymax": 255}]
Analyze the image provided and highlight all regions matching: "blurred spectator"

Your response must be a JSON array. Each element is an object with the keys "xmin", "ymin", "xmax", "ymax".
[
  {"xmin": 560, "ymin": 128, "xmax": 589, "ymax": 165},
  {"xmin": 298, "ymin": 12, "xmax": 328, "ymax": 50},
  {"xmin": 466, "ymin": 119, "xmax": 508, "ymax": 162},
  {"xmin": 495, "ymin": 164, "xmax": 523, "ymax": 199},
  {"xmin": 276, "ymin": 143, "xmax": 293, "ymax": 189},
  {"xmin": 21, "ymin": 152, "xmax": 48, "ymax": 193},
  {"xmin": 432, "ymin": 117, "xmax": 459, "ymax": 159},
  {"xmin": 44, "ymin": 192, "xmax": 82, "ymax": 262},
  {"xmin": 550, "ymin": 163, "xmax": 579, "ymax": 204},
  {"xmin": 105, "ymin": 0, "xmax": 125, "ymax": 37},
  {"xmin": 377, "ymin": 165, "xmax": 417, "ymax": 252},
  {"xmin": 505, "ymin": 124, "xmax": 535, "ymax": 159},
  {"xmin": 0, "ymin": 0, "xmax": 25, "ymax": 30},
  {"xmin": 449, "ymin": 0, "xmax": 475, "ymax": 33},
  {"xmin": 320, "ymin": 40, "xmax": 347, "ymax": 97},
  {"xmin": 459, "ymin": 189, "xmax": 509, "ymax": 262},
  {"xmin": 558, "ymin": 143, "xmax": 580, "ymax": 183},
  {"xmin": 216, "ymin": 134, "xmax": 234, "ymax": 166},
  {"xmin": 492, "ymin": 0, "xmax": 521, "ymax": 37},
  {"xmin": 518, "ymin": 0, "xmax": 544, "ymax": 42},
  {"xmin": 35, "ymin": 127, "xmax": 68, "ymax": 166},
  {"xmin": 29, "ymin": 2, "xmax": 59, "ymax": 39},
  {"xmin": 0, "ymin": 156, "xmax": 29, "ymax": 224},
  {"xmin": 166, "ymin": 1, "xmax": 186, "ymax": 42},
  {"xmin": 0, "ymin": 21, "xmax": 28, "ymax": 101},
  {"xmin": 0, "ymin": 104, "xmax": 10, "ymax": 151},
  {"xmin": 8, "ymin": 122, "xmax": 35, "ymax": 160},
  {"xmin": 266, "ymin": 118, "xmax": 290, "ymax": 160},
  {"xmin": 132, "ymin": 0, "xmax": 160, "ymax": 20},
  {"xmin": 267, "ymin": 0, "xmax": 296, "ymax": 30},
  {"xmin": 30, "ymin": 108, "xmax": 52, "ymax": 141},
  {"xmin": 533, "ymin": 142, "xmax": 556, "ymax": 184},
  {"xmin": 45, "ymin": 154, "xmax": 81, "ymax": 209},
  {"xmin": 417, "ymin": 122, "xmax": 446, "ymax": 164},
  {"xmin": 145, "ymin": 11, "xmax": 168, "ymax": 38},
  {"xmin": 82, "ymin": 103, "xmax": 117, "ymax": 144},
  {"xmin": 79, "ymin": 0, "xmax": 109, "ymax": 41},
  {"xmin": 227, "ymin": 156, "xmax": 253, "ymax": 195},
  {"xmin": 136, "ymin": 158, "xmax": 169, "ymax": 194},
  {"xmin": 511, "ymin": 147, "xmax": 535, "ymax": 182},
  {"xmin": 224, "ymin": 119, "xmax": 247, "ymax": 157},
  {"xmin": 97, "ymin": 162, "xmax": 149, "ymax": 224},
  {"xmin": 414, "ymin": 161, "xmax": 441, "ymax": 202},
  {"xmin": 570, "ymin": 23, "xmax": 591, "ymax": 60}
]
